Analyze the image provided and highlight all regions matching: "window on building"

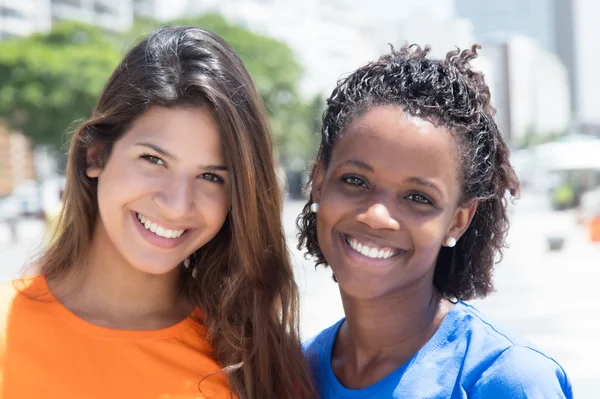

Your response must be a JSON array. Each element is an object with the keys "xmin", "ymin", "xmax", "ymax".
[
  {"xmin": 94, "ymin": 2, "xmax": 116, "ymax": 15},
  {"xmin": 51, "ymin": 0, "xmax": 82, "ymax": 7},
  {"xmin": 0, "ymin": 6, "xmax": 27, "ymax": 19}
]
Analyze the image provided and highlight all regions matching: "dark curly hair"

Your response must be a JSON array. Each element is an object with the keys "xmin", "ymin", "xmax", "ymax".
[{"xmin": 297, "ymin": 44, "xmax": 520, "ymax": 301}]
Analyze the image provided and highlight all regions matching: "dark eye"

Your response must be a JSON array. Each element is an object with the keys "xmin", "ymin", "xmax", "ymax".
[
  {"xmin": 200, "ymin": 173, "xmax": 225, "ymax": 183},
  {"xmin": 140, "ymin": 154, "xmax": 165, "ymax": 166},
  {"xmin": 406, "ymin": 193, "xmax": 432, "ymax": 205},
  {"xmin": 342, "ymin": 175, "xmax": 368, "ymax": 188}
]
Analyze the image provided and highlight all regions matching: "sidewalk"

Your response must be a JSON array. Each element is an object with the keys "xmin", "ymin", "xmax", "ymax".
[{"xmin": 0, "ymin": 219, "xmax": 46, "ymax": 283}]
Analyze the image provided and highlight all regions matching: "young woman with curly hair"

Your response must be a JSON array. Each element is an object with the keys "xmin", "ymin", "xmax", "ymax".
[{"xmin": 298, "ymin": 44, "xmax": 573, "ymax": 398}]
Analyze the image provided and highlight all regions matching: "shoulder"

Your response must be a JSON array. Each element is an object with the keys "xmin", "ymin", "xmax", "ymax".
[
  {"xmin": 302, "ymin": 319, "xmax": 344, "ymax": 369},
  {"xmin": 0, "ymin": 277, "xmax": 39, "ymax": 342},
  {"xmin": 451, "ymin": 302, "xmax": 542, "ymax": 350},
  {"xmin": 0, "ymin": 276, "xmax": 49, "ymax": 326},
  {"xmin": 451, "ymin": 303, "xmax": 573, "ymax": 398},
  {"xmin": 470, "ymin": 346, "xmax": 573, "ymax": 398},
  {"xmin": 0, "ymin": 277, "xmax": 35, "ymax": 314}
]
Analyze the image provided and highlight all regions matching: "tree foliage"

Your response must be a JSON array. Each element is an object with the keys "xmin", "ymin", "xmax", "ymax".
[
  {"xmin": 0, "ymin": 15, "xmax": 322, "ymax": 163},
  {"xmin": 0, "ymin": 22, "xmax": 122, "ymax": 148}
]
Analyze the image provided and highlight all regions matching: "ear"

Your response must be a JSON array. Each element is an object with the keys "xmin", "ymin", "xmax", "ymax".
[
  {"xmin": 86, "ymin": 146, "xmax": 104, "ymax": 178},
  {"xmin": 446, "ymin": 199, "xmax": 478, "ymax": 244},
  {"xmin": 310, "ymin": 161, "xmax": 326, "ymax": 204}
]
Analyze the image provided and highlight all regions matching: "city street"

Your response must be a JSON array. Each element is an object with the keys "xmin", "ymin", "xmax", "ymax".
[{"xmin": 1, "ymin": 191, "xmax": 598, "ymax": 397}]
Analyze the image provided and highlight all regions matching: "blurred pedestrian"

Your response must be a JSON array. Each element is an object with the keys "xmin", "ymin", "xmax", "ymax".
[
  {"xmin": 298, "ymin": 44, "xmax": 573, "ymax": 398},
  {"xmin": 0, "ymin": 26, "xmax": 315, "ymax": 399}
]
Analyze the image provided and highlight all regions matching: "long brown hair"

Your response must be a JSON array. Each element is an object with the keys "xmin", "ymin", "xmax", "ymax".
[{"xmin": 39, "ymin": 26, "xmax": 316, "ymax": 398}]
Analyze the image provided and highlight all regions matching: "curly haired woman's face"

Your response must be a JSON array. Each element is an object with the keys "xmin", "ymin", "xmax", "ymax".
[{"xmin": 312, "ymin": 106, "xmax": 476, "ymax": 299}]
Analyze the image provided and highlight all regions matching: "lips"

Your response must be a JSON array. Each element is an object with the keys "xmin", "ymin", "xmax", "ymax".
[{"xmin": 343, "ymin": 234, "xmax": 402, "ymax": 259}]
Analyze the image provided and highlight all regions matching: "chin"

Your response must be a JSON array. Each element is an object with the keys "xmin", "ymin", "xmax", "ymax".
[
  {"xmin": 334, "ymin": 271, "xmax": 393, "ymax": 300},
  {"xmin": 127, "ymin": 255, "xmax": 183, "ymax": 276}
]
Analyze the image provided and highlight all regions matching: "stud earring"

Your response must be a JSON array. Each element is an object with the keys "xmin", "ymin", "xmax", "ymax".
[
  {"xmin": 445, "ymin": 237, "xmax": 457, "ymax": 248},
  {"xmin": 310, "ymin": 203, "xmax": 319, "ymax": 213},
  {"xmin": 183, "ymin": 257, "xmax": 191, "ymax": 269}
]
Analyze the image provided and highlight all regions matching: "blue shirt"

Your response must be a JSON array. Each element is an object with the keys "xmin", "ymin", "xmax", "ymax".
[{"xmin": 303, "ymin": 302, "xmax": 573, "ymax": 398}]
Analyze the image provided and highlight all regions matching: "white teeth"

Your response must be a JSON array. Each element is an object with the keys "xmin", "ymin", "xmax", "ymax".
[
  {"xmin": 368, "ymin": 247, "xmax": 378, "ymax": 258},
  {"xmin": 346, "ymin": 236, "xmax": 398, "ymax": 260},
  {"xmin": 136, "ymin": 213, "xmax": 185, "ymax": 239}
]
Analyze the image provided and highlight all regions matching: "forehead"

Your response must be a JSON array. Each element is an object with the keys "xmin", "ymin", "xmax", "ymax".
[
  {"xmin": 118, "ymin": 105, "xmax": 225, "ymax": 160},
  {"xmin": 332, "ymin": 106, "xmax": 460, "ymax": 181}
]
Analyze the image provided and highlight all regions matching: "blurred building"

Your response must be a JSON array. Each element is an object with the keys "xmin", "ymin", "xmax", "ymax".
[
  {"xmin": 455, "ymin": 0, "xmax": 556, "ymax": 52},
  {"xmin": 0, "ymin": 126, "xmax": 36, "ymax": 196},
  {"xmin": 485, "ymin": 36, "xmax": 570, "ymax": 145},
  {"xmin": 181, "ymin": 0, "xmax": 378, "ymax": 97},
  {"xmin": 49, "ymin": 0, "xmax": 133, "ymax": 32},
  {"xmin": 0, "ymin": 0, "xmax": 50, "ymax": 38},
  {"xmin": 455, "ymin": 0, "xmax": 600, "ymax": 130},
  {"xmin": 0, "ymin": 0, "xmax": 133, "ymax": 39},
  {"xmin": 133, "ymin": 0, "xmax": 185, "ymax": 20},
  {"xmin": 568, "ymin": 0, "xmax": 600, "ymax": 130},
  {"xmin": 381, "ymin": 10, "xmax": 476, "ymax": 57}
]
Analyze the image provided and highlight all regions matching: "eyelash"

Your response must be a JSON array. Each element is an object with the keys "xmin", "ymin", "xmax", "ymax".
[
  {"xmin": 140, "ymin": 154, "xmax": 164, "ymax": 166},
  {"xmin": 341, "ymin": 175, "xmax": 433, "ymax": 205},
  {"xmin": 200, "ymin": 173, "xmax": 225, "ymax": 183},
  {"xmin": 405, "ymin": 193, "xmax": 433, "ymax": 205},
  {"xmin": 140, "ymin": 154, "xmax": 225, "ymax": 184},
  {"xmin": 341, "ymin": 175, "xmax": 369, "ymax": 188}
]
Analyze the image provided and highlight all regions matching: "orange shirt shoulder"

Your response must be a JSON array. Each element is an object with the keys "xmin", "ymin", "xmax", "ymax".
[{"xmin": 0, "ymin": 276, "xmax": 233, "ymax": 399}]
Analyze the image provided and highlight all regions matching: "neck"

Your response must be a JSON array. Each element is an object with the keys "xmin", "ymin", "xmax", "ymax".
[
  {"xmin": 338, "ymin": 277, "xmax": 450, "ymax": 363},
  {"xmin": 50, "ymin": 221, "xmax": 190, "ymax": 329}
]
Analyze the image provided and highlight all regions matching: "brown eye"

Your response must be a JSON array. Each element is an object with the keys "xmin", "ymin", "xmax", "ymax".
[
  {"xmin": 341, "ymin": 175, "xmax": 368, "ymax": 188},
  {"xmin": 140, "ymin": 154, "xmax": 165, "ymax": 166},
  {"xmin": 199, "ymin": 173, "xmax": 225, "ymax": 184},
  {"xmin": 406, "ymin": 193, "xmax": 432, "ymax": 205}
]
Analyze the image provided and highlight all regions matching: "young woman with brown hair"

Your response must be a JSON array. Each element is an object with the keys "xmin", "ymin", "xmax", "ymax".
[{"xmin": 0, "ymin": 26, "xmax": 315, "ymax": 399}]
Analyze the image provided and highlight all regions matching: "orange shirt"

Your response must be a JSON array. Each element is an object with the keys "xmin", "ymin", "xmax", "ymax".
[{"xmin": 0, "ymin": 276, "xmax": 233, "ymax": 399}]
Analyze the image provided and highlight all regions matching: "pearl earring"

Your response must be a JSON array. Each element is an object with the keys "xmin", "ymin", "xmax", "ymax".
[
  {"xmin": 310, "ymin": 203, "xmax": 319, "ymax": 213},
  {"xmin": 445, "ymin": 237, "xmax": 457, "ymax": 248}
]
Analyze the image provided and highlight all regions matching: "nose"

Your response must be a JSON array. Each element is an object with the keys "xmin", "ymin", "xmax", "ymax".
[
  {"xmin": 356, "ymin": 202, "xmax": 400, "ymax": 231},
  {"xmin": 153, "ymin": 175, "xmax": 195, "ymax": 218}
]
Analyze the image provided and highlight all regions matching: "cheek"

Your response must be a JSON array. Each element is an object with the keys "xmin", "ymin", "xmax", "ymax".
[
  {"xmin": 406, "ymin": 216, "xmax": 447, "ymax": 257},
  {"xmin": 315, "ymin": 188, "xmax": 351, "ymax": 256},
  {"xmin": 196, "ymin": 187, "xmax": 230, "ymax": 229},
  {"xmin": 97, "ymin": 172, "xmax": 151, "ymax": 217}
]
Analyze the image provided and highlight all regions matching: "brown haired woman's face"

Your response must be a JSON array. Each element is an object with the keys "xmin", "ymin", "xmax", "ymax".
[
  {"xmin": 311, "ymin": 106, "xmax": 476, "ymax": 299},
  {"xmin": 86, "ymin": 105, "xmax": 231, "ymax": 275}
]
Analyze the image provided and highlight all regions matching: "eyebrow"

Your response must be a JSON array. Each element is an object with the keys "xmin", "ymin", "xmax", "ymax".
[
  {"xmin": 135, "ymin": 142, "xmax": 229, "ymax": 171},
  {"xmin": 340, "ymin": 159, "xmax": 374, "ymax": 171},
  {"xmin": 341, "ymin": 158, "xmax": 442, "ymax": 195},
  {"xmin": 406, "ymin": 176, "xmax": 442, "ymax": 195}
]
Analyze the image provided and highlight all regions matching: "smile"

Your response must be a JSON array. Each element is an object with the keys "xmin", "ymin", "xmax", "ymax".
[
  {"xmin": 344, "ymin": 235, "xmax": 401, "ymax": 259},
  {"xmin": 135, "ymin": 213, "xmax": 186, "ymax": 239}
]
